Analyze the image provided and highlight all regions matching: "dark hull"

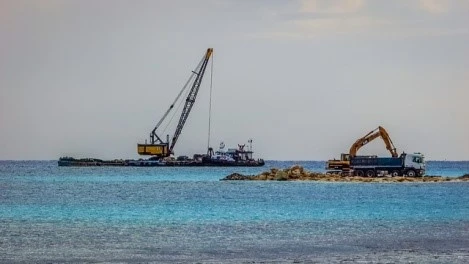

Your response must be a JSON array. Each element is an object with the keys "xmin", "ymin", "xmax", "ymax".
[
  {"xmin": 57, "ymin": 160, "xmax": 125, "ymax": 167},
  {"xmin": 58, "ymin": 158, "xmax": 265, "ymax": 167}
]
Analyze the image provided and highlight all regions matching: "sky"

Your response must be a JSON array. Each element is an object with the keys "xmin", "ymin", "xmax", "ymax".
[{"xmin": 0, "ymin": 0, "xmax": 468, "ymax": 161}]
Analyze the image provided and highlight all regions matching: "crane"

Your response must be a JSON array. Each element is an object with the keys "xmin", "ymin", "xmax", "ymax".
[
  {"xmin": 326, "ymin": 126, "xmax": 398, "ymax": 173},
  {"xmin": 137, "ymin": 48, "xmax": 213, "ymax": 157}
]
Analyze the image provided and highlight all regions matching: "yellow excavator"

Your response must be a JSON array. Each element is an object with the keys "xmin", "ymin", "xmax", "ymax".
[{"xmin": 326, "ymin": 126, "xmax": 398, "ymax": 173}]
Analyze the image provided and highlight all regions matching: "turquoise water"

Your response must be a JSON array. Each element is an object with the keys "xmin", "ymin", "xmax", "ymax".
[{"xmin": 1, "ymin": 160, "xmax": 469, "ymax": 263}]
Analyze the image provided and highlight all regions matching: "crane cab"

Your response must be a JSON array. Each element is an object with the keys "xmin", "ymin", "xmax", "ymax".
[{"xmin": 137, "ymin": 143, "xmax": 169, "ymax": 156}]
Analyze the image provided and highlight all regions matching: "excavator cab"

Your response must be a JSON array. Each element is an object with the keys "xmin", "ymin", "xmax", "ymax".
[
  {"xmin": 341, "ymin": 153, "xmax": 351, "ymax": 161},
  {"xmin": 326, "ymin": 153, "xmax": 351, "ymax": 173}
]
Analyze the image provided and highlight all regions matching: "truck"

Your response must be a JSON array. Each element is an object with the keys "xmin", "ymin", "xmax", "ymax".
[
  {"xmin": 350, "ymin": 152, "xmax": 425, "ymax": 177},
  {"xmin": 326, "ymin": 126, "xmax": 425, "ymax": 177}
]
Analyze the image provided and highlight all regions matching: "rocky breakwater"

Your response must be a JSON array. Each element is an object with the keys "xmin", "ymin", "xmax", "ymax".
[{"xmin": 221, "ymin": 165, "xmax": 469, "ymax": 183}]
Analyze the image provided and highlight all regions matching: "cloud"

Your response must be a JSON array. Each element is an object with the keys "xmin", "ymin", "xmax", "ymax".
[
  {"xmin": 418, "ymin": 0, "xmax": 450, "ymax": 13},
  {"xmin": 248, "ymin": 0, "xmax": 469, "ymax": 39},
  {"xmin": 299, "ymin": 0, "xmax": 365, "ymax": 14},
  {"xmin": 270, "ymin": 1, "xmax": 381, "ymax": 37},
  {"xmin": 291, "ymin": 16, "xmax": 392, "ymax": 35},
  {"xmin": 255, "ymin": 0, "xmax": 380, "ymax": 38},
  {"xmin": 417, "ymin": 0, "xmax": 469, "ymax": 14}
]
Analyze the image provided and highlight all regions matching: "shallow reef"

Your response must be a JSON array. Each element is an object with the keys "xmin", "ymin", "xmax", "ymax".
[{"xmin": 221, "ymin": 165, "xmax": 469, "ymax": 182}]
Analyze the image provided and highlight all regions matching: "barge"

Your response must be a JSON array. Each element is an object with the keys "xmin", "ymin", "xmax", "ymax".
[
  {"xmin": 59, "ymin": 49, "xmax": 265, "ymax": 167},
  {"xmin": 59, "ymin": 142, "xmax": 265, "ymax": 167},
  {"xmin": 59, "ymin": 158, "xmax": 264, "ymax": 167}
]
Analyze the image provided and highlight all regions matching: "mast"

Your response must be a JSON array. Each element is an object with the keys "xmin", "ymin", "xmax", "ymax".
[{"xmin": 169, "ymin": 48, "xmax": 213, "ymax": 154}]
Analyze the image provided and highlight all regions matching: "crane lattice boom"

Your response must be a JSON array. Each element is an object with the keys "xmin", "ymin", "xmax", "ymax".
[
  {"xmin": 169, "ymin": 48, "xmax": 213, "ymax": 153},
  {"xmin": 137, "ymin": 48, "xmax": 213, "ymax": 157}
]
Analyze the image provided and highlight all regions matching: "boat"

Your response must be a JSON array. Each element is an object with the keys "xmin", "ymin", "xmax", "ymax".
[
  {"xmin": 58, "ymin": 48, "xmax": 265, "ymax": 167},
  {"xmin": 134, "ymin": 48, "xmax": 265, "ymax": 167},
  {"xmin": 59, "ymin": 140, "xmax": 264, "ymax": 167}
]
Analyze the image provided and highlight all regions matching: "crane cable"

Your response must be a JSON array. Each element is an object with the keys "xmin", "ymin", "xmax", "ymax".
[
  {"xmin": 157, "ymin": 73, "xmax": 196, "ymax": 136},
  {"xmin": 161, "ymin": 81, "xmax": 192, "ymax": 136},
  {"xmin": 207, "ymin": 52, "xmax": 214, "ymax": 152},
  {"xmin": 160, "ymin": 57, "xmax": 205, "ymax": 136}
]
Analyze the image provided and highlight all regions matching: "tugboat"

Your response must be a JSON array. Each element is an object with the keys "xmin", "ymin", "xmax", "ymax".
[{"xmin": 203, "ymin": 141, "xmax": 265, "ymax": 166}]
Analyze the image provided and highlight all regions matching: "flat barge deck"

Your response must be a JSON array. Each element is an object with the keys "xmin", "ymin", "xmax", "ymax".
[{"xmin": 58, "ymin": 157, "xmax": 265, "ymax": 167}]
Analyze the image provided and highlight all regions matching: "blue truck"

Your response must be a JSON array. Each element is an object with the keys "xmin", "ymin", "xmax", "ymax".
[{"xmin": 350, "ymin": 152, "xmax": 425, "ymax": 177}]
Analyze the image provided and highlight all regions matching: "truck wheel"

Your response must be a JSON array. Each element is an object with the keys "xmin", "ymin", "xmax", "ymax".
[
  {"xmin": 366, "ymin": 170, "xmax": 375, "ymax": 177},
  {"xmin": 391, "ymin": 170, "xmax": 400, "ymax": 177},
  {"xmin": 355, "ymin": 170, "xmax": 364, "ymax": 177},
  {"xmin": 406, "ymin": 169, "xmax": 416, "ymax": 177}
]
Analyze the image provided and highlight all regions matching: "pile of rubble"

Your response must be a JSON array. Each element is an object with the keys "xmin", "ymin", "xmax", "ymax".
[{"xmin": 221, "ymin": 165, "xmax": 469, "ymax": 183}]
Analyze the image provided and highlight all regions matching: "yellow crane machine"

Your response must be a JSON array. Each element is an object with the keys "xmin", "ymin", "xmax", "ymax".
[{"xmin": 137, "ymin": 48, "xmax": 213, "ymax": 157}]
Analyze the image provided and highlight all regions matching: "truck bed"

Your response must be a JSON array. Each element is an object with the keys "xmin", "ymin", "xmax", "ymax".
[{"xmin": 351, "ymin": 157, "xmax": 403, "ymax": 167}]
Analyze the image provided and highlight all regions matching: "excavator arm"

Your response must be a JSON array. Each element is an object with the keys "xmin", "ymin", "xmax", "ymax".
[
  {"xmin": 377, "ymin": 126, "xmax": 398, "ymax": 157},
  {"xmin": 349, "ymin": 126, "xmax": 398, "ymax": 157}
]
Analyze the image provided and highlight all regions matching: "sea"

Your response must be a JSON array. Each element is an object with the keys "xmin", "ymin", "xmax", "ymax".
[{"xmin": 1, "ymin": 160, "xmax": 469, "ymax": 263}]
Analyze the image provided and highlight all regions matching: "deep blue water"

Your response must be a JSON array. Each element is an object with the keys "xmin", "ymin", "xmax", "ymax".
[{"xmin": 1, "ymin": 160, "xmax": 469, "ymax": 263}]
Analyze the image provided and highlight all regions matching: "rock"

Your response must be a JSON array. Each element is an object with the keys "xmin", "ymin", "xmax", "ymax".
[
  {"xmin": 221, "ymin": 173, "xmax": 252, "ymax": 181},
  {"xmin": 290, "ymin": 165, "xmax": 303, "ymax": 173},
  {"xmin": 275, "ymin": 170, "xmax": 288, "ymax": 181},
  {"xmin": 291, "ymin": 168, "xmax": 301, "ymax": 176},
  {"xmin": 221, "ymin": 168, "xmax": 469, "ymax": 182}
]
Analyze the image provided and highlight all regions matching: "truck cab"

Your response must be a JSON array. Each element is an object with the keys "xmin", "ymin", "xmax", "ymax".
[{"xmin": 403, "ymin": 153, "xmax": 426, "ymax": 176}]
